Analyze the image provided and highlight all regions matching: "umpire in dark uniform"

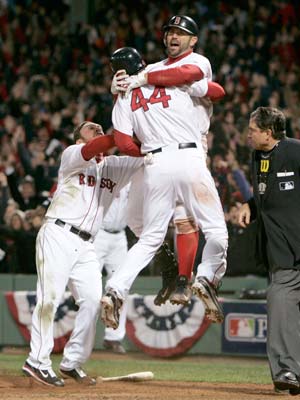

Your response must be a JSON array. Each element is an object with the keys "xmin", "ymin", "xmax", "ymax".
[{"xmin": 238, "ymin": 106, "xmax": 300, "ymax": 394}]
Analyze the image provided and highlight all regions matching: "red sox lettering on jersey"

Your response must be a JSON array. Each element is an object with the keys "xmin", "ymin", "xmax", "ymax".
[
  {"xmin": 78, "ymin": 173, "xmax": 116, "ymax": 193},
  {"xmin": 100, "ymin": 177, "xmax": 116, "ymax": 193}
]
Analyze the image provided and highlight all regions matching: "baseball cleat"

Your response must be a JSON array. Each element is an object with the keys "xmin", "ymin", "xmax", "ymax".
[
  {"xmin": 153, "ymin": 243, "xmax": 178, "ymax": 306},
  {"xmin": 60, "ymin": 367, "xmax": 96, "ymax": 385},
  {"xmin": 100, "ymin": 290, "xmax": 123, "ymax": 329},
  {"xmin": 22, "ymin": 361, "xmax": 65, "ymax": 387},
  {"xmin": 154, "ymin": 283, "xmax": 176, "ymax": 306},
  {"xmin": 169, "ymin": 275, "xmax": 192, "ymax": 305},
  {"xmin": 192, "ymin": 277, "xmax": 224, "ymax": 323}
]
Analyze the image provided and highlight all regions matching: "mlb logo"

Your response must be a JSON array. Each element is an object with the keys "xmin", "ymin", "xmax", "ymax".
[
  {"xmin": 225, "ymin": 313, "xmax": 267, "ymax": 342},
  {"xmin": 279, "ymin": 181, "xmax": 294, "ymax": 191},
  {"xmin": 229, "ymin": 317, "xmax": 255, "ymax": 339}
]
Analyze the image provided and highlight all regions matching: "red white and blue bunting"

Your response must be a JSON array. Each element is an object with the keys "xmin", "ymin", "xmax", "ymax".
[
  {"xmin": 126, "ymin": 294, "xmax": 211, "ymax": 357},
  {"xmin": 5, "ymin": 291, "xmax": 78, "ymax": 353},
  {"xmin": 5, "ymin": 291, "xmax": 211, "ymax": 357}
]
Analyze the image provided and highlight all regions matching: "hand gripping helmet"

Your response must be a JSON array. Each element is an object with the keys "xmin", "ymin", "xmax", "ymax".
[
  {"xmin": 163, "ymin": 15, "xmax": 199, "ymax": 36},
  {"xmin": 110, "ymin": 47, "xmax": 145, "ymax": 76}
]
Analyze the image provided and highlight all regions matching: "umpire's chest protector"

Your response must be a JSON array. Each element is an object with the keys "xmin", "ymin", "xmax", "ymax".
[{"xmin": 252, "ymin": 138, "xmax": 300, "ymax": 268}]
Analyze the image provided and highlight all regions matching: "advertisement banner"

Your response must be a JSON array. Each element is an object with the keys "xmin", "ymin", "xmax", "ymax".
[{"xmin": 222, "ymin": 299, "xmax": 267, "ymax": 355}]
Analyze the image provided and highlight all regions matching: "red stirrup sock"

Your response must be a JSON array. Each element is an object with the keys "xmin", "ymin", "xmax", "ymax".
[{"xmin": 176, "ymin": 231, "xmax": 199, "ymax": 279}]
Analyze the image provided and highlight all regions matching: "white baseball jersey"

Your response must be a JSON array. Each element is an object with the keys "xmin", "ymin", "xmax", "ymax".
[
  {"xmin": 147, "ymin": 51, "xmax": 213, "ymax": 135},
  {"xmin": 101, "ymin": 184, "xmax": 130, "ymax": 232},
  {"xmin": 113, "ymin": 53, "xmax": 213, "ymax": 153},
  {"xmin": 46, "ymin": 144, "xmax": 143, "ymax": 236}
]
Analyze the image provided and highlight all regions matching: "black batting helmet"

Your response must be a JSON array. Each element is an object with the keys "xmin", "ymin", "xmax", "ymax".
[
  {"xmin": 163, "ymin": 15, "xmax": 199, "ymax": 36},
  {"xmin": 110, "ymin": 47, "xmax": 145, "ymax": 76}
]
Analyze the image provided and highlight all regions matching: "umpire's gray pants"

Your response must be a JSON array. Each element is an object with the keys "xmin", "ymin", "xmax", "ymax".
[{"xmin": 267, "ymin": 268, "xmax": 300, "ymax": 380}]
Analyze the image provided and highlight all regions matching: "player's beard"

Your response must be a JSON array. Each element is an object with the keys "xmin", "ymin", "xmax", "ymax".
[{"xmin": 166, "ymin": 40, "xmax": 191, "ymax": 58}]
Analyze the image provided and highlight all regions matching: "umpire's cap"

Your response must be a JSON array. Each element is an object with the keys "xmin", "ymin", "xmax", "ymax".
[
  {"xmin": 163, "ymin": 15, "xmax": 199, "ymax": 36},
  {"xmin": 110, "ymin": 47, "xmax": 145, "ymax": 76}
]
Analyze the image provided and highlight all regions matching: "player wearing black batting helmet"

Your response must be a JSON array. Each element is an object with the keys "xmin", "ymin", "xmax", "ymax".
[
  {"xmin": 110, "ymin": 47, "xmax": 145, "ymax": 76},
  {"xmin": 163, "ymin": 15, "xmax": 199, "ymax": 36}
]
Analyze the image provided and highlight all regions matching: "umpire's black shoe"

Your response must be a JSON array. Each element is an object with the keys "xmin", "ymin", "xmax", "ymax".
[
  {"xmin": 22, "ymin": 361, "xmax": 65, "ymax": 387},
  {"xmin": 169, "ymin": 275, "xmax": 192, "ymax": 305},
  {"xmin": 274, "ymin": 370, "xmax": 300, "ymax": 391},
  {"xmin": 60, "ymin": 367, "xmax": 96, "ymax": 385},
  {"xmin": 191, "ymin": 277, "xmax": 224, "ymax": 323}
]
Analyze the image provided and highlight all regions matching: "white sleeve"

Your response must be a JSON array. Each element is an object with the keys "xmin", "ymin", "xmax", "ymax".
[
  {"xmin": 112, "ymin": 97, "xmax": 134, "ymax": 137},
  {"xmin": 182, "ymin": 78, "xmax": 208, "ymax": 97},
  {"xmin": 60, "ymin": 144, "xmax": 92, "ymax": 174},
  {"xmin": 184, "ymin": 53, "xmax": 212, "ymax": 80},
  {"xmin": 103, "ymin": 155, "xmax": 144, "ymax": 193}
]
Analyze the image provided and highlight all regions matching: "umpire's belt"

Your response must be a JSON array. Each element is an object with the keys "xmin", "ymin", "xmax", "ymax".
[
  {"xmin": 150, "ymin": 142, "xmax": 197, "ymax": 154},
  {"xmin": 55, "ymin": 219, "xmax": 93, "ymax": 242}
]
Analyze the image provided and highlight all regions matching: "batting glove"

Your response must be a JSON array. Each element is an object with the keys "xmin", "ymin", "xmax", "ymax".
[
  {"xmin": 111, "ymin": 69, "xmax": 129, "ymax": 95},
  {"xmin": 124, "ymin": 71, "xmax": 148, "ymax": 98}
]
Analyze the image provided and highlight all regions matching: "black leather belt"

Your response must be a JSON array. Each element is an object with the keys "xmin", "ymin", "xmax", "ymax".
[
  {"xmin": 104, "ymin": 228, "xmax": 122, "ymax": 234},
  {"xmin": 150, "ymin": 142, "xmax": 197, "ymax": 154},
  {"xmin": 55, "ymin": 219, "xmax": 92, "ymax": 242}
]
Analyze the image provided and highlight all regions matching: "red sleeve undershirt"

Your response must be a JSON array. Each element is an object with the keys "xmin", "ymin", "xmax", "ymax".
[
  {"xmin": 147, "ymin": 64, "xmax": 204, "ymax": 86},
  {"xmin": 114, "ymin": 129, "xmax": 143, "ymax": 157},
  {"xmin": 81, "ymin": 135, "xmax": 115, "ymax": 161},
  {"xmin": 206, "ymin": 82, "xmax": 226, "ymax": 101}
]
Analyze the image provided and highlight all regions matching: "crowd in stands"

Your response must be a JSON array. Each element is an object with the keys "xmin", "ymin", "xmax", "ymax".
[{"xmin": 0, "ymin": 0, "xmax": 299, "ymax": 275}]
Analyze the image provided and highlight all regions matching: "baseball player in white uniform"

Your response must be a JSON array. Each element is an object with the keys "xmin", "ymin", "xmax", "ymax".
[
  {"xmin": 93, "ymin": 184, "xmax": 130, "ymax": 354},
  {"xmin": 101, "ymin": 15, "xmax": 228, "ymax": 330},
  {"xmin": 110, "ymin": 19, "xmax": 225, "ymax": 308},
  {"xmin": 22, "ymin": 122, "xmax": 144, "ymax": 387}
]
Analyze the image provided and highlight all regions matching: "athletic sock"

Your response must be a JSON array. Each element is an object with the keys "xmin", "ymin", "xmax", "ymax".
[{"xmin": 176, "ymin": 231, "xmax": 199, "ymax": 279}]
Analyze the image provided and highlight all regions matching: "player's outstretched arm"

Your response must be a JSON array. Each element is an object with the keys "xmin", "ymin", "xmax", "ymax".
[
  {"xmin": 125, "ymin": 64, "xmax": 204, "ymax": 97},
  {"xmin": 81, "ymin": 135, "xmax": 115, "ymax": 160},
  {"xmin": 114, "ymin": 129, "xmax": 142, "ymax": 157}
]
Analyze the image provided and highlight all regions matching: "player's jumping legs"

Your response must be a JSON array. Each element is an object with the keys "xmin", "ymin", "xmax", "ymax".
[
  {"xmin": 178, "ymin": 152, "xmax": 228, "ymax": 322},
  {"xmin": 169, "ymin": 206, "xmax": 199, "ymax": 305},
  {"xmin": 102, "ymin": 160, "xmax": 175, "ymax": 328}
]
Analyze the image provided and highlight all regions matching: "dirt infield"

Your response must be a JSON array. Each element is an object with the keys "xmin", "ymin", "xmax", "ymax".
[
  {"xmin": 0, "ymin": 376, "xmax": 288, "ymax": 400},
  {"xmin": 0, "ymin": 351, "xmax": 288, "ymax": 400}
]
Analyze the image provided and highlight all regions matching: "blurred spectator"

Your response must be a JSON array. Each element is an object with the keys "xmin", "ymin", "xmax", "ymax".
[
  {"xmin": 0, "ymin": 207, "xmax": 44, "ymax": 273},
  {"xmin": 0, "ymin": 171, "xmax": 10, "ymax": 223},
  {"xmin": 0, "ymin": 0, "xmax": 299, "ymax": 276}
]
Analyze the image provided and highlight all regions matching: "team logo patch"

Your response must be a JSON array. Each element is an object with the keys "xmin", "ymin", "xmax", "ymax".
[
  {"xmin": 279, "ymin": 181, "xmax": 294, "ymax": 191},
  {"xmin": 126, "ymin": 294, "xmax": 211, "ymax": 357},
  {"xmin": 225, "ymin": 313, "xmax": 267, "ymax": 343},
  {"xmin": 174, "ymin": 16, "xmax": 181, "ymax": 25}
]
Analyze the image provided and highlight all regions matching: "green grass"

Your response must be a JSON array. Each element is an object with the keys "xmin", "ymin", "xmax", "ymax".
[{"xmin": 0, "ymin": 352, "xmax": 271, "ymax": 385}]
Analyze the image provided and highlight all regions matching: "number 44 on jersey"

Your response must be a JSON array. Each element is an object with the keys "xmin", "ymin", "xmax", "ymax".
[{"xmin": 131, "ymin": 88, "xmax": 171, "ymax": 112}]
